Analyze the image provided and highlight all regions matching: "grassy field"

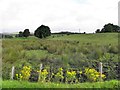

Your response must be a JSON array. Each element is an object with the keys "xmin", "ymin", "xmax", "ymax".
[
  {"xmin": 2, "ymin": 33, "xmax": 119, "ymax": 87},
  {"xmin": 2, "ymin": 80, "xmax": 119, "ymax": 88},
  {"xmin": 49, "ymin": 33, "xmax": 118, "ymax": 45},
  {"xmin": 4, "ymin": 33, "xmax": 118, "ymax": 45}
]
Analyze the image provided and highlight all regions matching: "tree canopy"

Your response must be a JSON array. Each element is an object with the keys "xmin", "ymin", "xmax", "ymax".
[
  {"xmin": 18, "ymin": 31, "xmax": 23, "ymax": 37},
  {"xmin": 16, "ymin": 29, "xmax": 30, "ymax": 38},
  {"xmin": 34, "ymin": 25, "xmax": 51, "ymax": 38},
  {"xmin": 23, "ymin": 29, "xmax": 30, "ymax": 38},
  {"xmin": 95, "ymin": 23, "xmax": 120, "ymax": 33}
]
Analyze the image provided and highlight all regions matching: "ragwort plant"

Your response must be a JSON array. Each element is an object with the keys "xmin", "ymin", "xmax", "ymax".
[
  {"xmin": 85, "ymin": 68, "xmax": 106, "ymax": 82},
  {"xmin": 15, "ymin": 73, "xmax": 23, "ymax": 81},
  {"xmin": 21, "ymin": 66, "xmax": 31, "ymax": 80},
  {"xmin": 38, "ymin": 69, "xmax": 48, "ymax": 82},
  {"xmin": 55, "ymin": 67, "xmax": 64, "ymax": 83},
  {"xmin": 66, "ymin": 70, "xmax": 77, "ymax": 83}
]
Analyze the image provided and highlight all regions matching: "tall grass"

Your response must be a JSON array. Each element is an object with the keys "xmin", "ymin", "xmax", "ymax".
[{"xmin": 2, "ymin": 33, "xmax": 119, "ymax": 81}]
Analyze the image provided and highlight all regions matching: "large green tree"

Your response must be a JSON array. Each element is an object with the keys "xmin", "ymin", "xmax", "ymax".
[
  {"xmin": 18, "ymin": 31, "xmax": 23, "ymax": 37},
  {"xmin": 34, "ymin": 25, "xmax": 51, "ymax": 38},
  {"xmin": 101, "ymin": 23, "xmax": 120, "ymax": 33},
  {"xmin": 23, "ymin": 29, "xmax": 30, "ymax": 38},
  {"xmin": 95, "ymin": 29, "xmax": 100, "ymax": 33}
]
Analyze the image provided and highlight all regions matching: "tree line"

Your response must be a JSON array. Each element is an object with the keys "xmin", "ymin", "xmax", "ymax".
[
  {"xmin": 16, "ymin": 25, "xmax": 51, "ymax": 38},
  {"xmin": 1, "ymin": 23, "xmax": 120, "ymax": 39},
  {"xmin": 16, "ymin": 23, "xmax": 120, "ymax": 38},
  {"xmin": 95, "ymin": 23, "xmax": 120, "ymax": 33}
]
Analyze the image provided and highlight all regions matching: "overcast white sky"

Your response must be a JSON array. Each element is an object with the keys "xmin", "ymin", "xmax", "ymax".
[{"xmin": 0, "ymin": 0, "xmax": 119, "ymax": 33}]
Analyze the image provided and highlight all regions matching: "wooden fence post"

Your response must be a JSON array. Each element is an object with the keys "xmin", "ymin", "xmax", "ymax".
[
  {"xmin": 99, "ymin": 62, "xmax": 102, "ymax": 81},
  {"xmin": 38, "ymin": 64, "xmax": 43, "ymax": 81},
  {"xmin": 11, "ymin": 66, "xmax": 15, "ymax": 80}
]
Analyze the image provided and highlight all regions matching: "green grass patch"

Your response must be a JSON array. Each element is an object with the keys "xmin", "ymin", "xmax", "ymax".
[
  {"xmin": 2, "ymin": 80, "xmax": 119, "ymax": 88},
  {"xmin": 2, "ymin": 33, "xmax": 119, "ymax": 81},
  {"xmin": 25, "ymin": 50, "xmax": 48, "ymax": 59},
  {"xmin": 49, "ymin": 33, "xmax": 118, "ymax": 45}
]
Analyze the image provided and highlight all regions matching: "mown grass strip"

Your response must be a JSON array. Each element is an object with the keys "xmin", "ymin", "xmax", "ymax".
[{"xmin": 2, "ymin": 80, "xmax": 119, "ymax": 88}]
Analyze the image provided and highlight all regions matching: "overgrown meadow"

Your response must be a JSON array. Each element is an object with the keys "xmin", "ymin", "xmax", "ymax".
[{"xmin": 2, "ymin": 33, "xmax": 119, "ymax": 88}]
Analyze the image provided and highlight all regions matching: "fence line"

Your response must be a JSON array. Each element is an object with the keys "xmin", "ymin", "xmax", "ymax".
[{"xmin": 11, "ymin": 62, "xmax": 103, "ymax": 81}]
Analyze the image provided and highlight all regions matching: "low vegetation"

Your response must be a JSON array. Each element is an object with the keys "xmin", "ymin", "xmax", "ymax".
[
  {"xmin": 2, "ymin": 32, "xmax": 119, "ymax": 88},
  {"xmin": 2, "ymin": 80, "xmax": 119, "ymax": 88}
]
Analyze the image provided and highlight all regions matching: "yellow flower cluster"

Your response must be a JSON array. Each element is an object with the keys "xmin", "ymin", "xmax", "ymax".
[
  {"xmin": 15, "ymin": 73, "xmax": 23, "ymax": 81},
  {"xmin": 41, "ymin": 69, "xmax": 48, "ymax": 76},
  {"xmin": 21, "ymin": 66, "xmax": 31, "ymax": 80},
  {"xmin": 85, "ymin": 68, "xmax": 106, "ymax": 82},
  {"xmin": 55, "ymin": 73, "xmax": 64, "ymax": 79},
  {"xmin": 15, "ymin": 66, "xmax": 106, "ymax": 83},
  {"xmin": 66, "ymin": 70, "xmax": 76, "ymax": 83},
  {"xmin": 39, "ymin": 69, "xmax": 48, "ymax": 82},
  {"xmin": 55, "ymin": 68, "xmax": 64, "ymax": 81},
  {"xmin": 58, "ymin": 67, "xmax": 63, "ymax": 71},
  {"xmin": 67, "ymin": 71, "xmax": 76, "ymax": 77},
  {"xmin": 101, "ymin": 74, "xmax": 106, "ymax": 78},
  {"xmin": 80, "ymin": 71, "xmax": 82, "ymax": 74}
]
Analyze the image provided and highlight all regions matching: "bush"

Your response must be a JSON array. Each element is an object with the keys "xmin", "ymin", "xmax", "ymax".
[
  {"xmin": 85, "ymin": 68, "xmax": 106, "ymax": 82},
  {"xmin": 21, "ymin": 66, "xmax": 31, "ymax": 80}
]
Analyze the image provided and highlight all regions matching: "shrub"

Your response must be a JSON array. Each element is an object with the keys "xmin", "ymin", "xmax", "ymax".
[
  {"xmin": 15, "ymin": 74, "xmax": 23, "ymax": 81},
  {"xmin": 54, "ymin": 68, "xmax": 64, "ymax": 82},
  {"xmin": 29, "ymin": 70, "xmax": 39, "ymax": 82},
  {"xmin": 85, "ymin": 68, "xmax": 106, "ymax": 82},
  {"xmin": 109, "ymin": 46, "xmax": 118, "ymax": 54},
  {"xmin": 21, "ymin": 66, "xmax": 31, "ymax": 80},
  {"xmin": 66, "ymin": 70, "xmax": 77, "ymax": 83},
  {"xmin": 38, "ymin": 69, "xmax": 48, "ymax": 82}
]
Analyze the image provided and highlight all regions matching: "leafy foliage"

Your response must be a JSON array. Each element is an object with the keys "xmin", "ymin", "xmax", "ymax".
[
  {"xmin": 23, "ymin": 29, "xmax": 30, "ymax": 38},
  {"xmin": 85, "ymin": 68, "xmax": 106, "ymax": 82},
  {"xmin": 21, "ymin": 66, "xmax": 31, "ymax": 80},
  {"xmin": 95, "ymin": 23, "xmax": 120, "ymax": 33},
  {"xmin": 54, "ymin": 68, "xmax": 64, "ymax": 82},
  {"xmin": 66, "ymin": 70, "xmax": 76, "ymax": 83},
  {"xmin": 38, "ymin": 69, "xmax": 48, "ymax": 82},
  {"xmin": 16, "ymin": 29, "xmax": 30, "ymax": 38},
  {"xmin": 34, "ymin": 25, "xmax": 51, "ymax": 38}
]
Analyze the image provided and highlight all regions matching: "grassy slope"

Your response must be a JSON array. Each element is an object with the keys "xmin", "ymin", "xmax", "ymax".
[
  {"xmin": 2, "ymin": 33, "xmax": 118, "ymax": 73},
  {"xmin": 3, "ymin": 33, "xmax": 118, "ymax": 63},
  {"xmin": 3, "ymin": 33, "xmax": 118, "ymax": 45},
  {"xmin": 2, "ymin": 80, "xmax": 119, "ymax": 88},
  {"xmin": 49, "ymin": 33, "xmax": 118, "ymax": 45},
  {"xmin": 2, "ymin": 33, "xmax": 119, "ymax": 88}
]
